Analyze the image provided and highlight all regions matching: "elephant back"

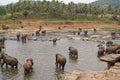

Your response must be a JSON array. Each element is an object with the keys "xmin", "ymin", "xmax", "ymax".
[
  {"xmin": 3, "ymin": 54, "xmax": 18, "ymax": 65},
  {"xmin": 56, "ymin": 54, "xmax": 66, "ymax": 64},
  {"xmin": 69, "ymin": 46, "xmax": 78, "ymax": 54}
]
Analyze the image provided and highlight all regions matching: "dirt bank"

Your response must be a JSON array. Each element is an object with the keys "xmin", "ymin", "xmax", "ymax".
[{"xmin": 0, "ymin": 20, "xmax": 119, "ymax": 30}]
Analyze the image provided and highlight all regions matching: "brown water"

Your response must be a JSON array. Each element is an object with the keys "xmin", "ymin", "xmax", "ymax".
[{"xmin": 0, "ymin": 30, "xmax": 119, "ymax": 80}]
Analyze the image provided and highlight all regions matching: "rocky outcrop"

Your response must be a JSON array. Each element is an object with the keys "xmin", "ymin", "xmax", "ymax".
[{"xmin": 58, "ymin": 54, "xmax": 120, "ymax": 80}]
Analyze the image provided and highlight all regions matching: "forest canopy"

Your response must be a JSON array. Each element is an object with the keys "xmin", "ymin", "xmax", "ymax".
[{"xmin": 0, "ymin": 0, "xmax": 120, "ymax": 21}]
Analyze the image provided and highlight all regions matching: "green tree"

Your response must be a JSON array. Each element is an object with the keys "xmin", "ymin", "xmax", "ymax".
[
  {"xmin": 0, "ymin": 6, "xmax": 6, "ymax": 15},
  {"xmin": 23, "ymin": 10, "xmax": 29, "ymax": 18}
]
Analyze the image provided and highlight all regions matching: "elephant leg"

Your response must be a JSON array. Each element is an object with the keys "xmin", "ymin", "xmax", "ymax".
[
  {"xmin": 27, "ymin": 69, "xmax": 30, "ymax": 73},
  {"xmin": 0, "ymin": 48, "xmax": 2, "ymax": 51},
  {"xmin": 1, "ymin": 62, "xmax": 4, "ymax": 68},
  {"xmin": 69, "ymin": 53, "xmax": 72, "ymax": 57},
  {"xmin": 24, "ymin": 69, "xmax": 27, "ymax": 74},
  {"xmin": 62, "ymin": 64, "xmax": 65, "ymax": 71},
  {"xmin": 58, "ymin": 64, "xmax": 62, "ymax": 70},
  {"xmin": 17, "ymin": 36, "xmax": 20, "ymax": 41},
  {"xmin": 30, "ymin": 67, "xmax": 33, "ymax": 72},
  {"xmin": 24, "ymin": 38, "xmax": 26, "ymax": 41},
  {"xmin": 0, "ymin": 59, "xmax": 1, "ymax": 63},
  {"xmin": 56, "ymin": 62, "xmax": 58, "ymax": 68},
  {"xmin": 24, "ymin": 68, "xmax": 30, "ymax": 74},
  {"xmin": 6, "ymin": 63, "xmax": 8, "ymax": 68},
  {"xmin": 15, "ymin": 64, "xmax": 18, "ymax": 69},
  {"xmin": 22, "ymin": 39, "xmax": 24, "ymax": 43},
  {"xmin": 11, "ymin": 65, "xmax": 14, "ymax": 69}
]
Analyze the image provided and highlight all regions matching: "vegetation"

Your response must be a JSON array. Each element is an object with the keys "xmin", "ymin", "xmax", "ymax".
[{"xmin": 0, "ymin": 0, "xmax": 120, "ymax": 21}]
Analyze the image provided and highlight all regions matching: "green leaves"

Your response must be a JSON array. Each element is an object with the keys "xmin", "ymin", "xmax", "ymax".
[
  {"xmin": 23, "ymin": 10, "xmax": 29, "ymax": 18},
  {"xmin": 0, "ymin": 0, "xmax": 120, "ymax": 21}
]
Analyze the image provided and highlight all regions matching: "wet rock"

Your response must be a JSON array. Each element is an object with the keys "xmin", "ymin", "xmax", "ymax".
[
  {"xmin": 90, "ymin": 35, "xmax": 102, "ymax": 39},
  {"xmin": 59, "ymin": 54, "xmax": 120, "ymax": 80},
  {"xmin": 100, "ymin": 54, "xmax": 120, "ymax": 63}
]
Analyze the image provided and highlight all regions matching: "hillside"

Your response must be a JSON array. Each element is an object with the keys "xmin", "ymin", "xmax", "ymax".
[{"xmin": 91, "ymin": 0, "xmax": 120, "ymax": 7}]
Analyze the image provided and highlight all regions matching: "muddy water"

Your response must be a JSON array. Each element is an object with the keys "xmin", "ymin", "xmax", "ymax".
[{"xmin": 0, "ymin": 30, "xmax": 119, "ymax": 80}]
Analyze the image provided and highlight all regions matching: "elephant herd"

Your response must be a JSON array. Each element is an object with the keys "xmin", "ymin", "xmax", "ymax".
[
  {"xmin": 71, "ymin": 27, "xmax": 96, "ymax": 36},
  {"xmin": 0, "ymin": 52, "xmax": 34, "ymax": 75},
  {"xmin": 97, "ymin": 40, "xmax": 120, "ymax": 57},
  {"xmin": 0, "ymin": 25, "xmax": 119, "ymax": 77},
  {"xmin": 55, "ymin": 46, "xmax": 78, "ymax": 71},
  {"xmin": 16, "ymin": 27, "xmax": 46, "ymax": 43},
  {"xmin": 0, "ymin": 46, "xmax": 78, "ymax": 75}
]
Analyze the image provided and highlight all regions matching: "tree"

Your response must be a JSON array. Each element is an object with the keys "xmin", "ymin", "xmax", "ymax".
[
  {"xmin": 23, "ymin": 10, "xmax": 29, "ymax": 18},
  {"xmin": 0, "ymin": 6, "xmax": 6, "ymax": 15}
]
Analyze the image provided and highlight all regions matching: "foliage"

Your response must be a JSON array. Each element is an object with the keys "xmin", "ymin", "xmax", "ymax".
[
  {"xmin": 0, "ymin": 0, "xmax": 119, "ymax": 21},
  {"xmin": 23, "ymin": 10, "xmax": 29, "ymax": 18},
  {"xmin": 0, "ymin": 6, "xmax": 6, "ymax": 15}
]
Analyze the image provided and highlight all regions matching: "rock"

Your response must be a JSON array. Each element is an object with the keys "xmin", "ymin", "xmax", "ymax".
[
  {"xmin": 59, "ymin": 61, "xmax": 120, "ymax": 80},
  {"xmin": 90, "ymin": 35, "xmax": 101, "ymax": 38},
  {"xmin": 100, "ymin": 54, "xmax": 120, "ymax": 63}
]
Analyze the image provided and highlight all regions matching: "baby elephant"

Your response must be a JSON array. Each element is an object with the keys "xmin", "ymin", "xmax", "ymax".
[
  {"xmin": 68, "ymin": 46, "xmax": 78, "ymax": 58},
  {"xmin": 1, "ymin": 53, "xmax": 18, "ymax": 69},
  {"xmin": 23, "ymin": 58, "xmax": 33, "ymax": 74},
  {"xmin": 55, "ymin": 54, "xmax": 66, "ymax": 71},
  {"xmin": 97, "ymin": 44, "xmax": 105, "ymax": 57}
]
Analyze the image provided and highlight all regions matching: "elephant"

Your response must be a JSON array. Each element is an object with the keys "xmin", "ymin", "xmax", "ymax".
[
  {"xmin": 41, "ymin": 30, "xmax": 46, "ymax": 36},
  {"xmin": 106, "ymin": 44, "xmax": 120, "ymax": 54},
  {"xmin": 1, "ymin": 53, "xmax": 18, "ymax": 69},
  {"xmin": 0, "ymin": 37, "xmax": 6, "ymax": 51},
  {"xmin": 20, "ymin": 26, "xmax": 23, "ymax": 28},
  {"xmin": 0, "ymin": 45, "xmax": 5, "ymax": 52},
  {"xmin": 55, "ymin": 54, "xmax": 66, "ymax": 71},
  {"xmin": 21, "ymin": 34, "xmax": 27, "ymax": 43},
  {"xmin": 0, "ymin": 53, "xmax": 2, "ymax": 63},
  {"xmin": 84, "ymin": 30, "xmax": 88, "ymax": 37},
  {"xmin": 0, "ymin": 37, "xmax": 5, "ymax": 45},
  {"xmin": 111, "ymin": 31, "xmax": 116, "ymax": 39},
  {"xmin": 77, "ymin": 28, "xmax": 82, "ymax": 35},
  {"xmin": 58, "ymin": 27, "xmax": 61, "ymax": 30},
  {"xmin": 78, "ymin": 28, "xmax": 82, "ymax": 32},
  {"xmin": 116, "ymin": 49, "xmax": 120, "ymax": 54},
  {"xmin": 106, "ymin": 40, "xmax": 113, "ymax": 47},
  {"xmin": 16, "ymin": 32, "xmax": 20, "ymax": 41},
  {"xmin": 77, "ymin": 31, "xmax": 80, "ymax": 35},
  {"xmin": 35, "ymin": 30, "xmax": 41, "ymax": 36},
  {"xmin": 39, "ymin": 25, "xmax": 42, "ymax": 30},
  {"xmin": 1, "ymin": 24, "xmax": 9, "ymax": 30},
  {"xmin": 68, "ymin": 46, "xmax": 78, "ymax": 58},
  {"xmin": 35, "ymin": 26, "xmax": 42, "ymax": 36},
  {"xmin": 93, "ymin": 28, "xmax": 96, "ymax": 34},
  {"xmin": 53, "ymin": 38, "xmax": 57, "ymax": 45},
  {"xmin": 73, "ymin": 31, "xmax": 76, "ymax": 35},
  {"xmin": 97, "ymin": 44, "xmax": 105, "ymax": 57},
  {"xmin": 23, "ymin": 58, "xmax": 33, "ymax": 74}
]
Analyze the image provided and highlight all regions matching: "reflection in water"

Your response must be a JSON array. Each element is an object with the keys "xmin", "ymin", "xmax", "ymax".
[
  {"xmin": 69, "ymin": 55, "xmax": 78, "ymax": 62},
  {"xmin": 24, "ymin": 72, "xmax": 33, "ymax": 80},
  {"xmin": 0, "ymin": 68, "xmax": 18, "ymax": 80}
]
